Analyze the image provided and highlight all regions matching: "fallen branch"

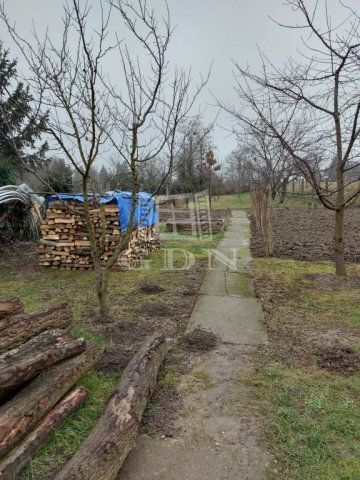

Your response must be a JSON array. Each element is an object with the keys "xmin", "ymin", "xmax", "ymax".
[
  {"xmin": 0, "ymin": 329, "xmax": 86, "ymax": 391},
  {"xmin": 0, "ymin": 304, "xmax": 72, "ymax": 354},
  {"xmin": 0, "ymin": 342, "xmax": 101, "ymax": 458},
  {"xmin": 0, "ymin": 299, "xmax": 23, "ymax": 320},
  {"xmin": 0, "ymin": 387, "xmax": 88, "ymax": 480},
  {"xmin": 55, "ymin": 333, "xmax": 168, "ymax": 480}
]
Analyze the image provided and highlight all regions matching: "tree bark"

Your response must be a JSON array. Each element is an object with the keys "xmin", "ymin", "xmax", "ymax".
[
  {"xmin": 0, "ymin": 387, "xmax": 88, "ymax": 480},
  {"xmin": 334, "ymin": 206, "xmax": 346, "ymax": 276},
  {"xmin": 54, "ymin": 334, "xmax": 168, "ymax": 480},
  {"xmin": 0, "ymin": 299, "xmax": 23, "ymax": 320},
  {"xmin": 0, "ymin": 341, "xmax": 101, "ymax": 458},
  {"xmin": 279, "ymin": 178, "xmax": 288, "ymax": 204},
  {"xmin": 0, "ymin": 329, "xmax": 86, "ymax": 391},
  {"xmin": 0, "ymin": 304, "xmax": 72, "ymax": 354}
]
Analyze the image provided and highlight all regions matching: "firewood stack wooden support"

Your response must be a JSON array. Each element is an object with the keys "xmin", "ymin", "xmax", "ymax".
[
  {"xmin": 38, "ymin": 199, "xmax": 161, "ymax": 270},
  {"xmin": 0, "ymin": 297, "xmax": 101, "ymax": 480}
]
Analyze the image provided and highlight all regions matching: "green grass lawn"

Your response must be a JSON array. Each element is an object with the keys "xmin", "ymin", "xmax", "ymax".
[
  {"xmin": 0, "ymin": 233, "xmax": 220, "ymax": 479},
  {"xmin": 248, "ymin": 258, "xmax": 360, "ymax": 480},
  {"xmin": 210, "ymin": 192, "xmax": 251, "ymax": 210}
]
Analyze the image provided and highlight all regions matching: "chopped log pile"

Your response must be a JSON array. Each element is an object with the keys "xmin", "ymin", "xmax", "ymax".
[
  {"xmin": 0, "ymin": 298, "xmax": 101, "ymax": 480},
  {"xmin": 38, "ymin": 200, "xmax": 160, "ymax": 270}
]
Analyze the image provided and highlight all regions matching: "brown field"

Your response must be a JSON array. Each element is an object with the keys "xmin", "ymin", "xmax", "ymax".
[{"xmin": 251, "ymin": 207, "xmax": 360, "ymax": 263}]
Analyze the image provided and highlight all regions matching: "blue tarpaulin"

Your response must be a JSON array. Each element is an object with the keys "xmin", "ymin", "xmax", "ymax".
[{"xmin": 45, "ymin": 192, "xmax": 158, "ymax": 232}]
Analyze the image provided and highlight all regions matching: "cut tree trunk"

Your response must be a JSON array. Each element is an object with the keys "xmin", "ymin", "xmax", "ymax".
[
  {"xmin": 0, "ymin": 387, "xmax": 88, "ymax": 480},
  {"xmin": 55, "ymin": 333, "xmax": 168, "ymax": 480},
  {"xmin": 0, "ymin": 329, "xmax": 86, "ymax": 391},
  {"xmin": 0, "ymin": 299, "xmax": 23, "ymax": 320},
  {"xmin": 0, "ymin": 341, "xmax": 101, "ymax": 458},
  {"xmin": 0, "ymin": 304, "xmax": 72, "ymax": 354}
]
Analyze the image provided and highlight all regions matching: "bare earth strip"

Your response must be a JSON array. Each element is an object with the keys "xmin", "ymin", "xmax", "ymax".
[{"xmin": 118, "ymin": 211, "xmax": 270, "ymax": 480}]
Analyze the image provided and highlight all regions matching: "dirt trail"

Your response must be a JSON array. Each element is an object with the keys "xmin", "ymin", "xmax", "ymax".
[{"xmin": 118, "ymin": 211, "xmax": 270, "ymax": 480}]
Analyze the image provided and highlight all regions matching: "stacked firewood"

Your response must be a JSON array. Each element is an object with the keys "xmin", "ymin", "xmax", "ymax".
[
  {"xmin": 38, "ymin": 200, "xmax": 160, "ymax": 270},
  {"xmin": 0, "ymin": 297, "xmax": 102, "ymax": 480}
]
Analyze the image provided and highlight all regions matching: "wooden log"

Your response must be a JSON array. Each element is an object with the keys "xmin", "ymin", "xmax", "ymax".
[
  {"xmin": 54, "ymin": 334, "xmax": 168, "ymax": 480},
  {"xmin": 0, "ymin": 299, "xmax": 23, "ymax": 320},
  {"xmin": 0, "ymin": 304, "xmax": 72, "ymax": 354},
  {"xmin": 0, "ymin": 329, "xmax": 86, "ymax": 391},
  {"xmin": 0, "ymin": 387, "xmax": 88, "ymax": 480},
  {"xmin": 0, "ymin": 341, "xmax": 101, "ymax": 458}
]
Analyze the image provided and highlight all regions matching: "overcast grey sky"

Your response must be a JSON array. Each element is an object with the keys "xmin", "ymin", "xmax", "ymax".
[{"xmin": 2, "ymin": 0, "xmax": 359, "ymax": 164}]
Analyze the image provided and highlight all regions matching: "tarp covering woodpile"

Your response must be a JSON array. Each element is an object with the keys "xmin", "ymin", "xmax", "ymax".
[{"xmin": 38, "ymin": 192, "xmax": 160, "ymax": 270}]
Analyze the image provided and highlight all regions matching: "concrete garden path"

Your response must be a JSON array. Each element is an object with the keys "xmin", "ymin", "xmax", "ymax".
[{"xmin": 118, "ymin": 210, "xmax": 269, "ymax": 480}]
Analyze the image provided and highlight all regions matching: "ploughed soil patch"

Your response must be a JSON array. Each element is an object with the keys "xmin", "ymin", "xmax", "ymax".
[
  {"xmin": 138, "ymin": 301, "xmax": 172, "ymax": 317},
  {"xmin": 315, "ymin": 345, "xmax": 360, "ymax": 374},
  {"xmin": 181, "ymin": 328, "xmax": 218, "ymax": 353},
  {"xmin": 139, "ymin": 282, "xmax": 165, "ymax": 294},
  {"xmin": 251, "ymin": 207, "xmax": 360, "ymax": 262},
  {"xmin": 141, "ymin": 353, "xmax": 185, "ymax": 438},
  {"xmin": 304, "ymin": 273, "xmax": 360, "ymax": 290},
  {"xmin": 95, "ymin": 345, "xmax": 133, "ymax": 374}
]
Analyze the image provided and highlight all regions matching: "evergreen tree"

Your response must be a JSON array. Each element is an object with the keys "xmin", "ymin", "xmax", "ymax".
[
  {"xmin": 42, "ymin": 157, "xmax": 73, "ymax": 193},
  {"xmin": 0, "ymin": 42, "xmax": 48, "ymax": 185}
]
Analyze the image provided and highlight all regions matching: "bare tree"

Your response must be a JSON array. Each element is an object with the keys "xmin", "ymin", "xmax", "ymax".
[
  {"xmin": 224, "ymin": 145, "xmax": 253, "ymax": 194},
  {"xmin": 240, "ymin": 122, "xmax": 295, "ymax": 202},
  {"xmin": 172, "ymin": 118, "xmax": 215, "ymax": 193},
  {"xmin": 221, "ymin": 0, "xmax": 360, "ymax": 276},
  {"xmin": 1, "ymin": 0, "xmax": 209, "ymax": 314},
  {"xmin": 107, "ymin": 0, "xmax": 210, "ymax": 197}
]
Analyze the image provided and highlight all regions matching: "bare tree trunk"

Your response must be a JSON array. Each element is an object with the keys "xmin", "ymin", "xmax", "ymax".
[
  {"xmin": 208, "ymin": 171, "xmax": 212, "ymax": 210},
  {"xmin": 279, "ymin": 178, "xmax": 288, "ymax": 204},
  {"xmin": 334, "ymin": 206, "xmax": 346, "ymax": 276},
  {"xmin": 81, "ymin": 178, "xmax": 111, "ymax": 317},
  {"xmin": 333, "ymin": 71, "xmax": 346, "ymax": 277},
  {"xmin": 98, "ymin": 272, "xmax": 110, "ymax": 317}
]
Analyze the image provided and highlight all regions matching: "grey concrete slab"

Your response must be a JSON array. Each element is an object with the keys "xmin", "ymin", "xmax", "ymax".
[
  {"xmin": 199, "ymin": 270, "xmax": 227, "ymax": 296},
  {"xmin": 187, "ymin": 295, "xmax": 267, "ymax": 345},
  {"xmin": 118, "ymin": 210, "xmax": 270, "ymax": 480}
]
